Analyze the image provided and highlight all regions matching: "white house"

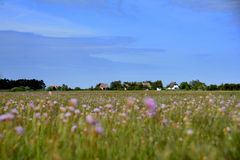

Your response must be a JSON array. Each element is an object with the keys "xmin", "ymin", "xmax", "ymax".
[{"xmin": 167, "ymin": 82, "xmax": 179, "ymax": 90}]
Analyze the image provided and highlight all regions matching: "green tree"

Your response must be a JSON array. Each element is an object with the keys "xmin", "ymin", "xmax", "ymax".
[
  {"xmin": 179, "ymin": 82, "xmax": 191, "ymax": 90},
  {"xmin": 110, "ymin": 81, "xmax": 122, "ymax": 90},
  {"xmin": 152, "ymin": 80, "xmax": 163, "ymax": 90},
  {"xmin": 74, "ymin": 87, "xmax": 81, "ymax": 91},
  {"xmin": 207, "ymin": 84, "xmax": 218, "ymax": 90},
  {"xmin": 189, "ymin": 80, "xmax": 206, "ymax": 90}
]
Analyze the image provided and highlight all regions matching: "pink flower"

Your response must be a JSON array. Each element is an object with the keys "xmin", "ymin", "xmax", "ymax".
[
  {"xmin": 144, "ymin": 98, "xmax": 157, "ymax": 111},
  {"xmin": 15, "ymin": 126, "xmax": 24, "ymax": 135},
  {"xmin": 0, "ymin": 113, "xmax": 15, "ymax": 121},
  {"xmin": 144, "ymin": 97, "xmax": 157, "ymax": 117},
  {"xmin": 69, "ymin": 98, "xmax": 78, "ymax": 107}
]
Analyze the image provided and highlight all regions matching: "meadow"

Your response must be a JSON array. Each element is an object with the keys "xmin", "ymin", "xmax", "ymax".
[{"xmin": 0, "ymin": 91, "xmax": 240, "ymax": 160}]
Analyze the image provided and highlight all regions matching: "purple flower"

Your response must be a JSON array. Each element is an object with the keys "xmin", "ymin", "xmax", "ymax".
[
  {"xmin": 95, "ymin": 124, "xmax": 104, "ymax": 135},
  {"xmin": 34, "ymin": 112, "xmax": 41, "ymax": 119},
  {"xmin": 71, "ymin": 125, "xmax": 78, "ymax": 132},
  {"xmin": 15, "ymin": 126, "xmax": 24, "ymax": 135},
  {"xmin": 0, "ymin": 113, "xmax": 15, "ymax": 121},
  {"xmin": 29, "ymin": 101, "xmax": 35, "ymax": 108},
  {"xmin": 10, "ymin": 108, "xmax": 18, "ymax": 114},
  {"xmin": 64, "ymin": 112, "xmax": 72, "ymax": 118},
  {"xmin": 86, "ymin": 115, "xmax": 97, "ymax": 125},
  {"xmin": 93, "ymin": 108, "xmax": 100, "ymax": 113}
]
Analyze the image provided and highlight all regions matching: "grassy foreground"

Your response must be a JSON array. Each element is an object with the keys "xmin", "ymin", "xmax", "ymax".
[{"xmin": 0, "ymin": 91, "xmax": 240, "ymax": 160}]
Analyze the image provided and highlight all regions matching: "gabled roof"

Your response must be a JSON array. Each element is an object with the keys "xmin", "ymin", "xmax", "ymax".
[{"xmin": 168, "ymin": 82, "xmax": 178, "ymax": 88}]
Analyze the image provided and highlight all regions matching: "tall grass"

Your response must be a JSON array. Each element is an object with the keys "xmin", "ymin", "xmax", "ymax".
[{"xmin": 0, "ymin": 91, "xmax": 240, "ymax": 160}]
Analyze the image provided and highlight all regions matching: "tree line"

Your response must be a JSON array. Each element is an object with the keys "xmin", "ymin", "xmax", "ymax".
[
  {"xmin": 179, "ymin": 80, "xmax": 240, "ymax": 91},
  {"xmin": 0, "ymin": 78, "xmax": 46, "ymax": 91},
  {"xmin": 0, "ymin": 78, "xmax": 239, "ymax": 91},
  {"xmin": 47, "ymin": 80, "xmax": 240, "ymax": 91}
]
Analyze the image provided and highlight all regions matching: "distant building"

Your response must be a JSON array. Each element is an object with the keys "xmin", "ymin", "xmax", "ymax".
[
  {"xmin": 167, "ymin": 82, "xmax": 179, "ymax": 90},
  {"xmin": 99, "ymin": 83, "xmax": 109, "ymax": 90},
  {"xmin": 142, "ymin": 82, "xmax": 151, "ymax": 89}
]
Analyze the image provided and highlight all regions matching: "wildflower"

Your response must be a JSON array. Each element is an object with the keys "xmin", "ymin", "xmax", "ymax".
[
  {"xmin": 160, "ymin": 104, "xmax": 167, "ymax": 109},
  {"xmin": 208, "ymin": 98, "xmax": 215, "ymax": 105},
  {"xmin": 69, "ymin": 98, "xmax": 78, "ymax": 107},
  {"xmin": 127, "ymin": 97, "xmax": 136, "ymax": 107},
  {"xmin": 144, "ymin": 97, "xmax": 157, "ymax": 111},
  {"xmin": 86, "ymin": 115, "xmax": 96, "ymax": 125},
  {"xmin": 67, "ymin": 106, "xmax": 75, "ymax": 112},
  {"xmin": 34, "ymin": 112, "xmax": 41, "ymax": 119},
  {"xmin": 10, "ymin": 108, "xmax": 18, "ymax": 114},
  {"xmin": 43, "ymin": 113, "xmax": 48, "ymax": 118},
  {"xmin": 144, "ymin": 97, "xmax": 157, "ymax": 117},
  {"xmin": 93, "ymin": 108, "xmax": 100, "ymax": 113},
  {"xmin": 162, "ymin": 118, "xmax": 169, "ymax": 126},
  {"xmin": 85, "ymin": 115, "xmax": 104, "ymax": 135},
  {"xmin": 105, "ymin": 104, "xmax": 113, "ymax": 109},
  {"xmin": 74, "ymin": 109, "xmax": 81, "ymax": 114},
  {"xmin": 48, "ymin": 91, "xmax": 52, "ymax": 96},
  {"xmin": 29, "ymin": 101, "xmax": 35, "ymax": 108},
  {"xmin": 112, "ymin": 128, "xmax": 117, "ymax": 133},
  {"xmin": 71, "ymin": 125, "xmax": 78, "ymax": 132},
  {"xmin": 0, "ymin": 113, "xmax": 15, "ymax": 121},
  {"xmin": 219, "ymin": 106, "xmax": 226, "ymax": 112},
  {"xmin": 95, "ymin": 124, "xmax": 104, "ymax": 135},
  {"xmin": 82, "ymin": 104, "xmax": 87, "ymax": 108},
  {"xmin": 186, "ymin": 129, "xmax": 194, "ymax": 136},
  {"xmin": 64, "ymin": 112, "xmax": 72, "ymax": 118},
  {"xmin": 60, "ymin": 106, "xmax": 67, "ymax": 112},
  {"xmin": 224, "ymin": 127, "xmax": 231, "ymax": 134},
  {"xmin": 15, "ymin": 126, "xmax": 24, "ymax": 135}
]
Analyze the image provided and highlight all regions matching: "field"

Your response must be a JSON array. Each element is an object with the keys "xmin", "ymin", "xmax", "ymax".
[{"xmin": 0, "ymin": 91, "xmax": 240, "ymax": 160}]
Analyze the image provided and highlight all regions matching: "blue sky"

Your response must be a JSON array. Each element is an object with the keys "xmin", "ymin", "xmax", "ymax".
[{"xmin": 0, "ymin": 0, "xmax": 240, "ymax": 88}]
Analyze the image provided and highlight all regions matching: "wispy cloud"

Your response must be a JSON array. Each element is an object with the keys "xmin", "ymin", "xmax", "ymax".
[
  {"xmin": 0, "ymin": 30, "xmax": 164, "ymax": 63},
  {"xmin": 37, "ymin": 0, "xmax": 139, "ymax": 16},
  {"xmin": 170, "ymin": 0, "xmax": 240, "ymax": 11},
  {"xmin": 0, "ymin": 2, "xmax": 95, "ymax": 37},
  {"xmin": 38, "ymin": 0, "xmax": 123, "ymax": 13},
  {"xmin": 170, "ymin": 0, "xmax": 240, "ymax": 23}
]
